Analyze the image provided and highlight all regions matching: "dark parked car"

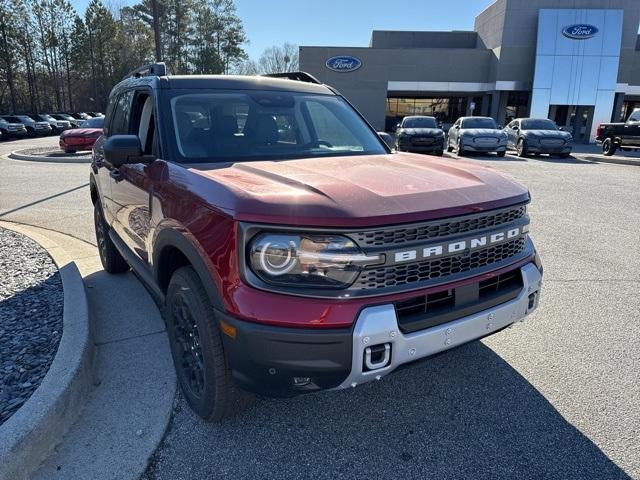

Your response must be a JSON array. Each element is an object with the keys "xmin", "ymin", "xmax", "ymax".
[
  {"xmin": 505, "ymin": 118, "xmax": 572, "ymax": 158},
  {"xmin": 59, "ymin": 116, "xmax": 104, "ymax": 153},
  {"xmin": 51, "ymin": 113, "xmax": 82, "ymax": 128},
  {"xmin": 0, "ymin": 117, "xmax": 28, "ymax": 139},
  {"xmin": 5, "ymin": 115, "xmax": 53, "ymax": 136},
  {"xmin": 595, "ymin": 108, "xmax": 640, "ymax": 156},
  {"xmin": 394, "ymin": 116, "xmax": 445, "ymax": 155},
  {"xmin": 86, "ymin": 111, "xmax": 104, "ymax": 117},
  {"xmin": 30, "ymin": 114, "xmax": 72, "ymax": 134},
  {"xmin": 91, "ymin": 64, "xmax": 542, "ymax": 422},
  {"xmin": 447, "ymin": 116, "xmax": 507, "ymax": 156}
]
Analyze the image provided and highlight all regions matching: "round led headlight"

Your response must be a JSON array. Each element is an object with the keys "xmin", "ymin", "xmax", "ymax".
[{"xmin": 248, "ymin": 233, "xmax": 381, "ymax": 289}]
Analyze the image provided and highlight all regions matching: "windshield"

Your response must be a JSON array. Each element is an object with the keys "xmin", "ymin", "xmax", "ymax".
[
  {"xmin": 461, "ymin": 118, "xmax": 497, "ymax": 129},
  {"xmin": 81, "ymin": 117, "xmax": 104, "ymax": 128},
  {"xmin": 2, "ymin": 116, "xmax": 22, "ymax": 123},
  {"xmin": 402, "ymin": 117, "xmax": 437, "ymax": 128},
  {"xmin": 166, "ymin": 90, "xmax": 387, "ymax": 163},
  {"xmin": 17, "ymin": 116, "xmax": 35, "ymax": 123},
  {"xmin": 521, "ymin": 119, "xmax": 557, "ymax": 130},
  {"xmin": 37, "ymin": 114, "xmax": 54, "ymax": 121}
]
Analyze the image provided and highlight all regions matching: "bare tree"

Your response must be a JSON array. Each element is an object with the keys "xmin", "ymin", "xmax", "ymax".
[{"xmin": 257, "ymin": 42, "xmax": 298, "ymax": 74}]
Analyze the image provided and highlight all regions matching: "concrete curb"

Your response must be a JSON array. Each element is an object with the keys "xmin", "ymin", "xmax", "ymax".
[
  {"xmin": 580, "ymin": 155, "xmax": 640, "ymax": 166},
  {"xmin": 0, "ymin": 222, "xmax": 94, "ymax": 480},
  {"xmin": 8, "ymin": 150, "xmax": 92, "ymax": 163}
]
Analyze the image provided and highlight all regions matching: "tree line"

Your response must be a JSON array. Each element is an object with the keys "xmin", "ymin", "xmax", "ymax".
[{"xmin": 0, "ymin": 0, "xmax": 252, "ymax": 114}]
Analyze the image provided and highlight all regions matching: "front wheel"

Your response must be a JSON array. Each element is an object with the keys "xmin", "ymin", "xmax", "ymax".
[
  {"xmin": 166, "ymin": 266, "xmax": 254, "ymax": 422},
  {"xmin": 516, "ymin": 138, "xmax": 528, "ymax": 157},
  {"xmin": 558, "ymin": 153, "xmax": 571, "ymax": 158},
  {"xmin": 94, "ymin": 201, "xmax": 129, "ymax": 274},
  {"xmin": 496, "ymin": 150, "xmax": 506, "ymax": 157},
  {"xmin": 602, "ymin": 138, "xmax": 616, "ymax": 156},
  {"xmin": 455, "ymin": 139, "xmax": 465, "ymax": 156}
]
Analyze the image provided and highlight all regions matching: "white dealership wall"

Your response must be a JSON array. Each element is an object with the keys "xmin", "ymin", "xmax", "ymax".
[{"xmin": 530, "ymin": 9, "xmax": 624, "ymax": 142}]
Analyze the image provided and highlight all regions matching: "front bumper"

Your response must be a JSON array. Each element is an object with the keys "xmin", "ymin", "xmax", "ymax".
[
  {"xmin": 526, "ymin": 142, "xmax": 572, "ymax": 154},
  {"xmin": 222, "ymin": 262, "xmax": 542, "ymax": 397},
  {"xmin": 398, "ymin": 138, "xmax": 444, "ymax": 153}
]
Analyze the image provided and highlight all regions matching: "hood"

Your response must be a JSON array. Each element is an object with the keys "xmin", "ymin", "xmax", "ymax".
[
  {"xmin": 521, "ymin": 129, "xmax": 572, "ymax": 139},
  {"xmin": 399, "ymin": 128, "xmax": 443, "ymax": 137},
  {"xmin": 460, "ymin": 128, "xmax": 505, "ymax": 137},
  {"xmin": 61, "ymin": 127, "xmax": 102, "ymax": 137},
  {"xmin": 188, "ymin": 153, "xmax": 529, "ymax": 227}
]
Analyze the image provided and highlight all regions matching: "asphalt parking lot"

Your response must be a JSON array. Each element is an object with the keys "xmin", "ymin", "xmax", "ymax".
[{"xmin": 1, "ymin": 137, "xmax": 638, "ymax": 479}]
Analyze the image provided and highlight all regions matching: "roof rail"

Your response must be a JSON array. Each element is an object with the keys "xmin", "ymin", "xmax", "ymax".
[
  {"xmin": 123, "ymin": 62, "xmax": 168, "ymax": 80},
  {"xmin": 262, "ymin": 71, "xmax": 321, "ymax": 84}
]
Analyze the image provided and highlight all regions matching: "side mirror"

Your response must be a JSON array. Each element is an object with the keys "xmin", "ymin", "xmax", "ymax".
[
  {"xmin": 497, "ymin": 125, "xmax": 503, "ymax": 130},
  {"xmin": 104, "ymin": 135, "xmax": 144, "ymax": 167},
  {"xmin": 395, "ymin": 123, "xmax": 401, "ymax": 129},
  {"xmin": 438, "ymin": 123, "xmax": 443, "ymax": 129},
  {"xmin": 512, "ymin": 125, "xmax": 519, "ymax": 131},
  {"xmin": 558, "ymin": 126, "xmax": 564, "ymax": 131},
  {"xmin": 377, "ymin": 132, "xmax": 394, "ymax": 149},
  {"xmin": 454, "ymin": 124, "xmax": 460, "ymax": 129}
]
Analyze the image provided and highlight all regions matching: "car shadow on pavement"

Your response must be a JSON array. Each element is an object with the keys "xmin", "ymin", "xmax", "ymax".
[
  {"xmin": 456, "ymin": 153, "xmax": 527, "ymax": 162},
  {"xmin": 529, "ymin": 155, "xmax": 595, "ymax": 165},
  {"xmin": 146, "ymin": 340, "xmax": 630, "ymax": 480}
]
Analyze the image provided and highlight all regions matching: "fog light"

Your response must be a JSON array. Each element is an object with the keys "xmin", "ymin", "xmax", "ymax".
[{"xmin": 293, "ymin": 377, "xmax": 311, "ymax": 386}]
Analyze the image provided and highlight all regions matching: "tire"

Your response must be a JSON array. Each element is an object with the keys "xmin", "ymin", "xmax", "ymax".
[
  {"xmin": 496, "ymin": 150, "xmax": 506, "ymax": 157},
  {"xmin": 456, "ymin": 139, "xmax": 465, "ymax": 156},
  {"xmin": 64, "ymin": 149, "xmax": 76, "ymax": 154},
  {"xmin": 558, "ymin": 153, "xmax": 571, "ymax": 159},
  {"xmin": 602, "ymin": 138, "xmax": 616, "ymax": 156},
  {"xmin": 166, "ymin": 266, "xmax": 254, "ymax": 422},
  {"xmin": 434, "ymin": 150, "xmax": 443, "ymax": 156},
  {"xmin": 516, "ymin": 138, "xmax": 528, "ymax": 157},
  {"xmin": 94, "ymin": 201, "xmax": 129, "ymax": 274},
  {"xmin": 446, "ymin": 140, "xmax": 453, "ymax": 153}
]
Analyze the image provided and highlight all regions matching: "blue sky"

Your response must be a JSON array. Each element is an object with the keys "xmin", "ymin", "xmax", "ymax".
[{"xmin": 71, "ymin": 0, "xmax": 491, "ymax": 59}]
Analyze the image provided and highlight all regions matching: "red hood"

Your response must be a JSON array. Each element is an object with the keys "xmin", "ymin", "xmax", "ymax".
[
  {"xmin": 61, "ymin": 128, "xmax": 102, "ymax": 137},
  {"xmin": 187, "ymin": 153, "xmax": 529, "ymax": 227}
]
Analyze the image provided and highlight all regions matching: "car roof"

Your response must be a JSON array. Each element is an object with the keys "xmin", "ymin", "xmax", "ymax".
[
  {"xmin": 112, "ymin": 74, "xmax": 334, "ymax": 97},
  {"xmin": 403, "ymin": 115, "xmax": 436, "ymax": 119}
]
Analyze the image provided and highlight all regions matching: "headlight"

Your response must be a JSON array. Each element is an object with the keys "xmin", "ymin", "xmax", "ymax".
[{"xmin": 248, "ymin": 233, "xmax": 381, "ymax": 289}]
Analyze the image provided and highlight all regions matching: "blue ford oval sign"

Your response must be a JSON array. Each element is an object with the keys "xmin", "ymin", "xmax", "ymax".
[
  {"xmin": 325, "ymin": 56, "xmax": 362, "ymax": 72},
  {"xmin": 562, "ymin": 24, "xmax": 599, "ymax": 40}
]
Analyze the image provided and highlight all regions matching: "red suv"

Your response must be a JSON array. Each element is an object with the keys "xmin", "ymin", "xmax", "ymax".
[{"xmin": 90, "ymin": 64, "xmax": 543, "ymax": 421}]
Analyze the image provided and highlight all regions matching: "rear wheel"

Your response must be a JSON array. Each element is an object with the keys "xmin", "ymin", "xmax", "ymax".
[
  {"xmin": 602, "ymin": 138, "xmax": 616, "ymax": 156},
  {"xmin": 166, "ymin": 266, "xmax": 254, "ymax": 422},
  {"xmin": 94, "ymin": 201, "xmax": 129, "ymax": 274}
]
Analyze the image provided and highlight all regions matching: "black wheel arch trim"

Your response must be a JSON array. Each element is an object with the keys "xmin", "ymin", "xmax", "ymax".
[{"xmin": 152, "ymin": 227, "xmax": 225, "ymax": 311}]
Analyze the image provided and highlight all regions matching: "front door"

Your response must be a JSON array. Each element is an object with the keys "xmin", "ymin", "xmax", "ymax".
[{"xmin": 109, "ymin": 89, "xmax": 157, "ymax": 264}]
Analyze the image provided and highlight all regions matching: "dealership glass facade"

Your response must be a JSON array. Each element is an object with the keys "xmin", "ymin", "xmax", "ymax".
[{"xmin": 385, "ymin": 97, "xmax": 468, "ymax": 130}]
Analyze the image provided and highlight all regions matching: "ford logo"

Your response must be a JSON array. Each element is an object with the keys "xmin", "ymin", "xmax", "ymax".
[
  {"xmin": 562, "ymin": 24, "xmax": 598, "ymax": 40},
  {"xmin": 325, "ymin": 56, "xmax": 362, "ymax": 72}
]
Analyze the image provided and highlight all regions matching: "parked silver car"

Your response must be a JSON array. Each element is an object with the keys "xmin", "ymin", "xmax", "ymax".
[
  {"xmin": 505, "ymin": 118, "xmax": 573, "ymax": 158},
  {"xmin": 447, "ymin": 117, "xmax": 507, "ymax": 157}
]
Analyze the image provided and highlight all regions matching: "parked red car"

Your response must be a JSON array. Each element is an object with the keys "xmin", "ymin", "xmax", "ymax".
[{"xmin": 59, "ymin": 116, "xmax": 103, "ymax": 153}]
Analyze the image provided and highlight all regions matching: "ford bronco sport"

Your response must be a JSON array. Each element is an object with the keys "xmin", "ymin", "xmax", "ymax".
[{"xmin": 90, "ymin": 63, "xmax": 543, "ymax": 421}]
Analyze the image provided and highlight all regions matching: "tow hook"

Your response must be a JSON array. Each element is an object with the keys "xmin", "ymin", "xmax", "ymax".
[{"xmin": 364, "ymin": 343, "xmax": 391, "ymax": 371}]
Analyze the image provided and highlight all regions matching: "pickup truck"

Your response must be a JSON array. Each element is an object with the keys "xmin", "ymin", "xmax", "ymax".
[
  {"xmin": 595, "ymin": 108, "xmax": 640, "ymax": 156},
  {"xmin": 90, "ymin": 64, "xmax": 543, "ymax": 421}
]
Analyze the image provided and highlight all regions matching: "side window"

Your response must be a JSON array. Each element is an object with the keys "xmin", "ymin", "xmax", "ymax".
[
  {"xmin": 130, "ymin": 90, "xmax": 157, "ymax": 155},
  {"xmin": 110, "ymin": 90, "xmax": 135, "ymax": 135},
  {"xmin": 628, "ymin": 110, "xmax": 640, "ymax": 123}
]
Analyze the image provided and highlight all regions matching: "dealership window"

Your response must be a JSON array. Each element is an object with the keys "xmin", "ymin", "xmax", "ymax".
[
  {"xmin": 504, "ymin": 91, "xmax": 530, "ymax": 123},
  {"xmin": 385, "ymin": 97, "xmax": 467, "ymax": 131}
]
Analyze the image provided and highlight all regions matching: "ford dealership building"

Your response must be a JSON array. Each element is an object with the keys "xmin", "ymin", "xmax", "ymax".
[{"xmin": 299, "ymin": 0, "xmax": 640, "ymax": 142}]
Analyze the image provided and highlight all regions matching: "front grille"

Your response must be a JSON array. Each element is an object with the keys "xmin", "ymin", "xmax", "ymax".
[
  {"xmin": 541, "ymin": 138, "xmax": 564, "ymax": 146},
  {"xmin": 352, "ymin": 205, "xmax": 526, "ymax": 248},
  {"xmin": 352, "ymin": 237, "xmax": 526, "ymax": 291},
  {"xmin": 411, "ymin": 137, "xmax": 434, "ymax": 145}
]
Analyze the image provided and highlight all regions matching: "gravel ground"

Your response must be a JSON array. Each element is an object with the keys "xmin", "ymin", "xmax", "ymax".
[{"xmin": 0, "ymin": 227, "xmax": 63, "ymax": 425}]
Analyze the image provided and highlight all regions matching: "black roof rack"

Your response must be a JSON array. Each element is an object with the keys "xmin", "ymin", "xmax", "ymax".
[
  {"xmin": 262, "ymin": 71, "xmax": 321, "ymax": 84},
  {"xmin": 123, "ymin": 62, "xmax": 168, "ymax": 80}
]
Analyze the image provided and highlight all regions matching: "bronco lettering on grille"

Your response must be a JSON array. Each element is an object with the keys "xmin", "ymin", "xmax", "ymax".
[{"xmin": 393, "ymin": 225, "xmax": 528, "ymax": 264}]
